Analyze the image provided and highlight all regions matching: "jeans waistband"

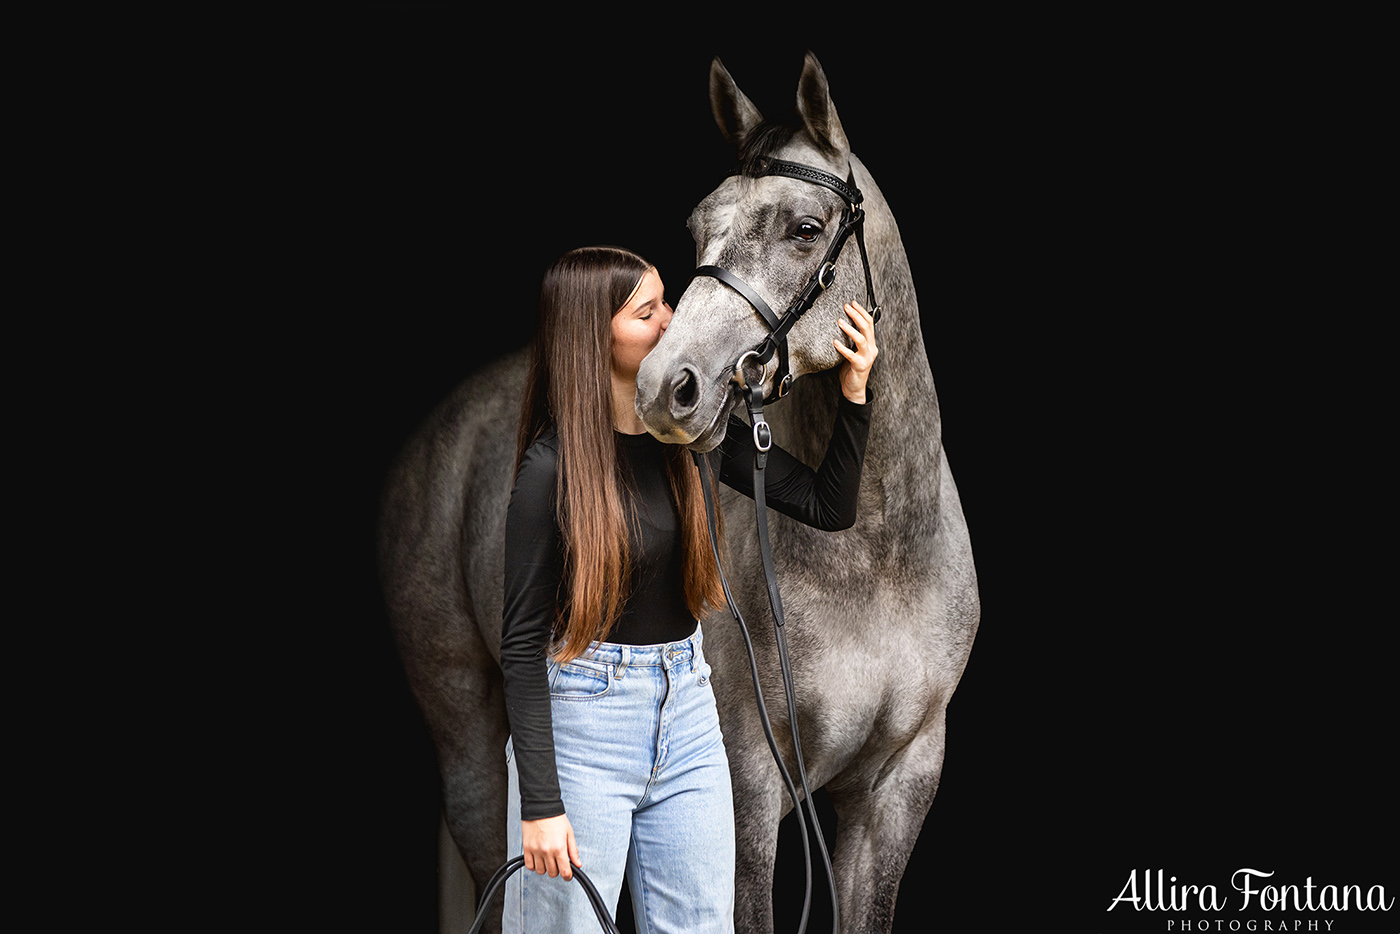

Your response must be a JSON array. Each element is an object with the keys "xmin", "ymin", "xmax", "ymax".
[{"xmin": 559, "ymin": 622, "xmax": 703, "ymax": 675}]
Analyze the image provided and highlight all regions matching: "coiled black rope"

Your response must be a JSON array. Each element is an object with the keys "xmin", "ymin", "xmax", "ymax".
[{"xmin": 466, "ymin": 857, "xmax": 621, "ymax": 934}]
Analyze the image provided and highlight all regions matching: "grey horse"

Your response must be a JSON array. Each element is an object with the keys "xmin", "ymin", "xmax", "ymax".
[{"xmin": 378, "ymin": 52, "xmax": 978, "ymax": 934}]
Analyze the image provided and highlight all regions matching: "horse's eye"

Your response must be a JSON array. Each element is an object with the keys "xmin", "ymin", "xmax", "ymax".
[{"xmin": 794, "ymin": 222, "xmax": 822, "ymax": 242}]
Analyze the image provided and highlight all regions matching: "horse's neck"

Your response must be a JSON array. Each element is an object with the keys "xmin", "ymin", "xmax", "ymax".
[
  {"xmin": 861, "ymin": 161, "xmax": 942, "ymax": 472},
  {"xmin": 760, "ymin": 153, "xmax": 941, "ymax": 520}
]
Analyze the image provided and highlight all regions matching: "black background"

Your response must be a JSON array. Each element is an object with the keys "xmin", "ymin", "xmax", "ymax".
[{"xmin": 301, "ymin": 8, "xmax": 1394, "ymax": 931}]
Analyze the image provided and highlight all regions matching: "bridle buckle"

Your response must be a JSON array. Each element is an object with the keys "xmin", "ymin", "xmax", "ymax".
[{"xmin": 752, "ymin": 418, "xmax": 772, "ymax": 452}]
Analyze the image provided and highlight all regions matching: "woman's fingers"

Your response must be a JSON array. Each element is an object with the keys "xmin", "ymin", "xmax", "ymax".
[
  {"xmin": 568, "ymin": 828, "xmax": 582, "ymax": 868},
  {"xmin": 836, "ymin": 300, "xmax": 876, "ymax": 403},
  {"xmin": 558, "ymin": 818, "xmax": 579, "ymax": 879},
  {"xmin": 849, "ymin": 302, "xmax": 876, "ymax": 336},
  {"xmin": 844, "ymin": 303, "xmax": 875, "ymax": 341},
  {"xmin": 839, "ymin": 301, "xmax": 878, "ymax": 367},
  {"xmin": 553, "ymin": 846, "xmax": 570, "ymax": 880},
  {"xmin": 523, "ymin": 845, "xmax": 577, "ymax": 879},
  {"xmin": 848, "ymin": 300, "xmax": 874, "ymax": 327},
  {"xmin": 543, "ymin": 834, "xmax": 571, "ymax": 879},
  {"xmin": 522, "ymin": 815, "xmax": 580, "ymax": 880}
]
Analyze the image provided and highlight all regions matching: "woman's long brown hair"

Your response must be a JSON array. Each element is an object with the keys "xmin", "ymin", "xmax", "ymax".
[{"xmin": 516, "ymin": 246, "xmax": 725, "ymax": 664}]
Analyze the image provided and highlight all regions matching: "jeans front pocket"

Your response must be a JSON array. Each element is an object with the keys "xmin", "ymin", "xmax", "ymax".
[{"xmin": 548, "ymin": 657, "xmax": 612, "ymax": 701}]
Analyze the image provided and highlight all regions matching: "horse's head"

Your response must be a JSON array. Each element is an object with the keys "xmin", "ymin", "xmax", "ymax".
[{"xmin": 637, "ymin": 52, "xmax": 866, "ymax": 451}]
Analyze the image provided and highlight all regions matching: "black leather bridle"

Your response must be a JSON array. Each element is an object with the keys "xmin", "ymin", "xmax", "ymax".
[{"xmin": 692, "ymin": 156, "xmax": 881, "ymax": 405}]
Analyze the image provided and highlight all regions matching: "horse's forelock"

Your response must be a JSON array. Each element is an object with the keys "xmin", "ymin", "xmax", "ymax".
[{"xmin": 734, "ymin": 122, "xmax": 798, "ymax": 176}]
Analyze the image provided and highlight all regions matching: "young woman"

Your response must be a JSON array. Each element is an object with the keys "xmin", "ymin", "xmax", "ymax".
[{"xmin": 500, "ymin": 245, "xmax": 877, "ymax": 933}]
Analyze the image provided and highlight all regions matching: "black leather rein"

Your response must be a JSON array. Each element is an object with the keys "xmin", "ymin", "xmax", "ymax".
[{"xmin": 681, "ymin": 154, "xmax": 890, "ymax": 934}]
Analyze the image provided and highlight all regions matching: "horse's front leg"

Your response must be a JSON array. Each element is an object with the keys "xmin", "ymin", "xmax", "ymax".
[{"xmin": 826, "ymin": 704, "xmax": 947, "ymax": 934}]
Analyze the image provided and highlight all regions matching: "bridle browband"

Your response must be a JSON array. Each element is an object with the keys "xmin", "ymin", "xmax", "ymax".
[{"xmin": 691, "ymin": 156, "xmax": 881, "ymax": 406}]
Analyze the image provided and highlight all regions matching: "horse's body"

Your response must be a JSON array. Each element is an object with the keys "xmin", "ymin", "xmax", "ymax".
[{"xmin": 379, "ymin": 54, "xmax": 978, "ymax": 934}]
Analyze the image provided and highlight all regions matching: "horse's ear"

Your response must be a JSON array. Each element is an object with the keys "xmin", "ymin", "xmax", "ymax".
[
  {"xmin": 709, "ymin": 57, "xmax": 764, "ymax": 148},
  {"xmin": 795, "ymin": 51, "xmax": 849, "ymax": 157}
]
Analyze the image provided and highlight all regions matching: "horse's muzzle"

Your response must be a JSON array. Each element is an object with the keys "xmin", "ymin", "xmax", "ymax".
[{"xmin": 636, "ymin": 358, "xmax": 736, "ymax": 451}]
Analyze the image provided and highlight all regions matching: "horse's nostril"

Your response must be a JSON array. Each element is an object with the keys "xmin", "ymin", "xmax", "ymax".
[{"xmin": 674, "ymin": 369, "xmax": 698, "ymax": 410}]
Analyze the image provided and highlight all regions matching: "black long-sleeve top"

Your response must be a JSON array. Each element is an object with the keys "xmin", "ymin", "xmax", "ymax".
[{"xmin": 500, "ymin": 395, "xmax": 872, "ymax": 820}]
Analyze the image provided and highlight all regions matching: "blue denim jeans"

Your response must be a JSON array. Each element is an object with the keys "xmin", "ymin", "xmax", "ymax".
[{"xmin": 504, "ymin": 623, "xmax": 735, "ymax": 933}]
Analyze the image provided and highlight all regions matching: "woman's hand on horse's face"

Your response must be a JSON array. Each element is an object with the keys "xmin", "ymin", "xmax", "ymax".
[
  {"xmin": 521, "ymin": 814, "xmax": 582, "ymax": 880},
  {"xmin": 835, "ymin": 300, "xmax": 878, "ymax": 404}
]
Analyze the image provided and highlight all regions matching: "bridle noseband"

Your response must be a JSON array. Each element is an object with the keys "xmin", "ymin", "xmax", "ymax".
[{"xmin": 690, "ymin": 156, "xmax": 881, "ymax": 405}]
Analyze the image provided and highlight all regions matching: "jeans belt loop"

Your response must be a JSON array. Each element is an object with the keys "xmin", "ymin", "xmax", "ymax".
[{"xmin": 614, "ymin": 646, "xmax": 629, "ymax": 680}]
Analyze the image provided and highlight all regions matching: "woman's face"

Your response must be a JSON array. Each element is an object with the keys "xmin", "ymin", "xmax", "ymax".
[{"xmin": 611, "ymin": 268, "xmax": 672, "ymax": 381}]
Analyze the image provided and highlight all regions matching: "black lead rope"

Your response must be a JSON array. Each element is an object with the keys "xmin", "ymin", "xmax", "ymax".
[
  {"xmin": 679, "ymin": 156, "xmax": 875, "ymax": 934},
  {"xmin": 692, "ymin": 379, "xmax": 841, "ymax": 934},
  {"xmin": 467, "ymin": 857, "xmax": 621, "ymax": 934},
  {"xmin": 687, "ymin": 153, "xmax": 879, "ymax": 928}
]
